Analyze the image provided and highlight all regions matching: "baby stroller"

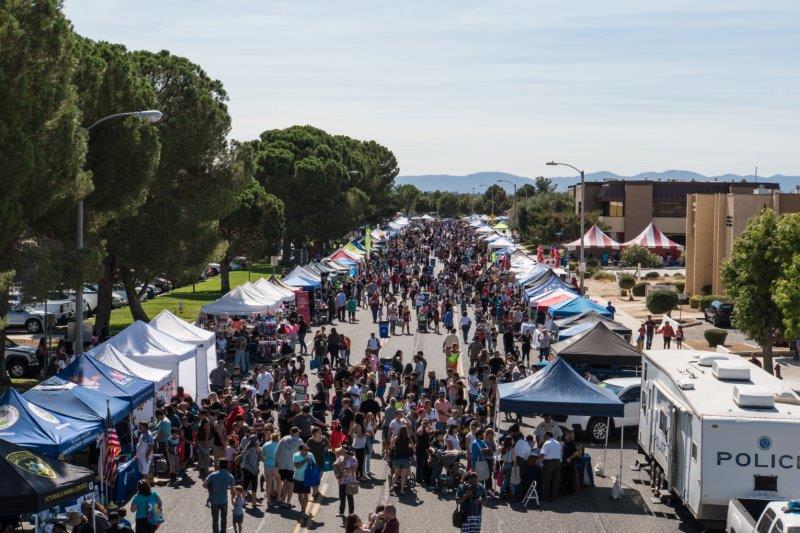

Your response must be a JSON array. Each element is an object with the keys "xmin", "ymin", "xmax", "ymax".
[
  {"xmin": 434, "ymin": 450, "xmax": 466, "ymax": 492},
  {"xmin": 417, "ymin": 313, "xmax": 429, "ymax": 333}
]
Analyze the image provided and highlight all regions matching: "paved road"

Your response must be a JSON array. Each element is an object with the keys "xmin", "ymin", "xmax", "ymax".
[{"xmin": 152, "ymin": 301, "xmax": 703, "ymax": 533}]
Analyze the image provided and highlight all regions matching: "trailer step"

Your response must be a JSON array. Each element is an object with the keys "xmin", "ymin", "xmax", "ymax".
[
  {"xmin": 631, "ymin": 458, "xmax": 651, "ymax": 471},
  {"xmin": 656, "ymin": 489, "xmax": 672, "ymax": 501}
]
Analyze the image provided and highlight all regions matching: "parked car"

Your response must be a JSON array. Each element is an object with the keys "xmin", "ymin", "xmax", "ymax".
[
  {"xmin": 4, "ymin": 303, "xmax": 53, "ymax": 334},
  {"xmin": 152, "ymin": 277, "xmax": 173, "ymax": 294},
  {"xmin": 556, "ymin": 377, "xmax": 641, "ymax": 442},
  {"xmin": 704, "ymin": 300, "xmax": 734, "ymax": 327},
  {"xmin": 3, "ymin": 338, "xmax": 40, "ymax": 378},
  {"xmin": 136, "ymin": 284, "xmax": 157, "ymax": 301},
  {"xmin": 10, "ymin": 291, "xmax": 75, "ymax": 324}
]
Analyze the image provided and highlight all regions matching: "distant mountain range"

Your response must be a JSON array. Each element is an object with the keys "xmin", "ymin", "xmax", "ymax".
[{"xmin": 395, "ymin": 171, "xmax": 800, "ymax": 194}]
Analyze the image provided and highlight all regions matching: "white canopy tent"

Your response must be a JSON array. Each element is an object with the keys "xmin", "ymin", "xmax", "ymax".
[
  {"xmin": 488, "ymin": 237, "xmax": 516, "ymax": 249},
  {"xmin": 240, "ymin": 281, "xmax": 283, "ymax": 307},
  {"xmin": 475, "ymin": 225, "xmax": 494, "ymax": 234},
  {"xmin": 252, "ymin": 278, "xmax": 295, "ymax": 303},
  {"xmin": 201, "ymin": 284, "xmax": 280, "ymax": 316},
  {"xmin": 89, "ymin": 344, "xmax": 174, "ymax": 421},
  {"xmin": 150, "ymin": 310, "xmax": 217, "ymax": 395},
  {"xmin": 87, "ymin": 320, "xmax": 205, "ymax": 399},
  {"xmin": 267, "ymin": 278, "xmax": 297, "ymax": 299}
]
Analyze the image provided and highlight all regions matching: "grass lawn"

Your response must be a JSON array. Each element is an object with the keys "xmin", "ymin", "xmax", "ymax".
[{"xmin": 107, "ymin": 264, "xmax": 279, "ymax": 333}]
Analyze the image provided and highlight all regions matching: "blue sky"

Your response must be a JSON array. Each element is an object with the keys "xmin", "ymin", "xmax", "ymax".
[{"xmin": 64, "ymin": 1, "xmax": 800, "ymax": 178}]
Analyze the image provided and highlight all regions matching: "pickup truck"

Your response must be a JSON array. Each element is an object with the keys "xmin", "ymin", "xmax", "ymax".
[{"xmin": 727, "ymin": 499, "xmax": 800, "ymax": 533}]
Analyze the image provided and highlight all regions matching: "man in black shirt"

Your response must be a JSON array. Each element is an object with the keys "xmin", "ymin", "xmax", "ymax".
[
  {"xmin": 359, "ymin": 391, "xmax": 382, "ymax": 426},
  {"xmin": 339, "ymin": 398, "xmax": 355, "ymax": 435},
  {"xmin": 488, "ymin": 352, "xmax": 504, "ymax": 376}
]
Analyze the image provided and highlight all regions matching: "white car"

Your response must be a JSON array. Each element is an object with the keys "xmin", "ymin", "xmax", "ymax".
[
  {"xmin": 10, "ymin": 291, "xmax": 75, "ymax": 324},
  {"xmin": 559, "ymin": 377, "xmax": 641, "ymax": 442}
]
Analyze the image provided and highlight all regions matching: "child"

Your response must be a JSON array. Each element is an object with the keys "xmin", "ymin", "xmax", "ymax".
[
  {"xmin": 675, "ymin": 325, "xmax": 684, "ymax": 349},
  {"xmin": 232, "ymin": 485, "xmax": 245, "ymax": 533},
  {"xmin": 165, "ymin": 428, "xmax": 181, "ymax": 484}
]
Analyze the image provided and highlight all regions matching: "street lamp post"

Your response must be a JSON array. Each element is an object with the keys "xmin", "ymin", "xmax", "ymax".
[
  {"xmin": 547, "ymin": 161, "xmax": 586, "ymax": 293},
  {"xmin": 74, "ymin": 110, "xmax": 163, "ymax": 355},
  {"xmin": 496, "ymin": 179, "xmax": 517, "ymax": 238}
]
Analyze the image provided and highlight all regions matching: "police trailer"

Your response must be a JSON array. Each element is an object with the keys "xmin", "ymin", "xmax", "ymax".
[{"xmin": 637, "ymin": 349, "xmax": 800, "ymax": 525}]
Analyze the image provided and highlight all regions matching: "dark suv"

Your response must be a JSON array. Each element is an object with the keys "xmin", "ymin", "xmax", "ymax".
[{"xmin": 704, "ymin": 300, "xmax": 734, "ymax": 327}]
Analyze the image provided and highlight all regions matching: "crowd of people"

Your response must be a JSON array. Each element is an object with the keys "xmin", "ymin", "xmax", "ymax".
[{"xmin": 59, "ymin": 218, "xmax": 600, "ymax": 533}]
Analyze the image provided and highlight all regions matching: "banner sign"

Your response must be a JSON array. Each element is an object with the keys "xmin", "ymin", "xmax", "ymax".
[{"xmin": 296, "ymin": 290, "xmax": 311, "ymax": 323}]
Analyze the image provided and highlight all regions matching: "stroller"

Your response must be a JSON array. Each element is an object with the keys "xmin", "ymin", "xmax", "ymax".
[
  {"xmin": 417, "ymin": 313, "xmax": 429, "ymax": 333},
  {"xmin": 434, "ymin": 449, "xmax": 466, "ymax": 492}
]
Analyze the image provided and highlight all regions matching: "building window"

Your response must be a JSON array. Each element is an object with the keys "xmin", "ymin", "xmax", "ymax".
[
  {"xmin": 652, "ymin": 201, "xmax": 687, "ymax": 218},
  {"xmin": 603, "ymin": 201, "xmax": 624, "ymax": 217}
]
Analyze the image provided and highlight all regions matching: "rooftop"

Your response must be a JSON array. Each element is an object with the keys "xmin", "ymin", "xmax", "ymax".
[{"xmin": 643, "ymin": 349, "xmax": 800, "ymax": 420}]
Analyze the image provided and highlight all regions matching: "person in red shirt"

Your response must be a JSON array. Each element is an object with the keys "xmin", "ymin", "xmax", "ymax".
[{"xmin": 225, "ymin": 399, "xmax": 245, "ymax": 433}]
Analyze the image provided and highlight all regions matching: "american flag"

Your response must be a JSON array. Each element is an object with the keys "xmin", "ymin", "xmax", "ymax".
[{"xmin": 101, "ymin": 404, "xmax": 121, "ymax": 487}]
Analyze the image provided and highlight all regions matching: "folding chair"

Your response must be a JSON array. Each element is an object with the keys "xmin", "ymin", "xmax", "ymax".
[{"xmin": 522, "ymin": 480, "xmax": 540, "ymax": 508}]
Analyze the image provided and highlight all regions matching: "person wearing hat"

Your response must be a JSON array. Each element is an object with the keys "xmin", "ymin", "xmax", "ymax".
[
  {"xmin": 456, "ymin": 471, "xmax": 486, "ymax": 533},
  {"xmin": 67, "ymin": 511, "xmax": 87, "ymax": 531},
  {"xmin": 81, "ymin": 500, "xmax": 109, "ymax": 532}
]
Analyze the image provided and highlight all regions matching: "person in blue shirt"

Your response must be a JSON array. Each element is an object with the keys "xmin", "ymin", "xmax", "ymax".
[
  {"xmin": 130, "ymin": 480, "xmax": 161, "ymax": 533},
  {"xmin": 456, "ymin": 472, "xmax": 486, "ymax": 533},
  {"xmin": 292, "ymin": 443, "xmax": 317, "ymax": 516},
  {"xmin": 203, "ymin": 459, "xmax": 236, "ymax": 533},
  {"xmin": 606, "ymin": 301, "xmax": 616, "ymax": 320}
]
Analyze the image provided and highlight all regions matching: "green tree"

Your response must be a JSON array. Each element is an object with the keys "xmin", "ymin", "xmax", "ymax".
[
  {"xmin": 436, "ymin": 192, "xmax": 461, "ymax": 218},
  {"xmin": 71, "ymin": 38, "xmax": 162, "ymax": 332},
  {"xmin": 770, "ymin": 213, "xmax": 800, "ymax": 341},
  {"xmin": 619, "ymin": 244, "xmax": 663, "ymax": 268},
  {"xmin": 535, "ymin": 176, "xmax": 556, "ymax": 193},
  {"xmin": 106, "ymin": 50, "xmax": 242, "ymax": 322},
  {"xmin": 480, "ymin": 184, "xmax": 509, "ymax": 214},
  {"xmin": 517, "ymin": 183, "xmax": 536, "ymax": 198},
  {"xmin": 218, "ymin": 175, "xmax": 285, "ymax": 292},
  {"xmin": 394, "ymin": 184, "xmax": 420, "ymax": 215},
  {"xmin": 0, "ymin": 0, "xmax": 89, "ymax": 382},
  {"xmin": 253, "ymin": 126, "xmax": 397, "ymax": 257},
  {"xmin": 515, "ymin": 191, "xmax": 601, "ymax": 245},
  {"xmin": 721, "ymin": 209, "xmax": 783, "ymax": 374},
  {"xmin": 413, "ymin": 195, "xmax": 434, "ymax": 215}
]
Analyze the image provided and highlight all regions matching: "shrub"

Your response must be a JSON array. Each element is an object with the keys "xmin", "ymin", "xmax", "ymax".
[
  {"xmin": 620, "ymin": 244, "xmax": 663, "ymax": 268},
  {"xmin": 690, "ymin": 295, "xmax": 702, "ymax": 309},
  {"xmin": 701, "ymin": 284, "xmax": 712, "ymax": 296},
  {"xmin": 644, "ymin": 271, "xmax": 660, "ymax": 279},
  {"xmin": 620, "ymin": 289, "xmax": 628, "ymax": 297},
  {"xmin": 632, "ymin": 281, "xmax": 649, "ymax": 297},
  {"xmin": 618, "ymin": 273, "xmax": 636, "ymax": 299},
  {"xmin": 675, "ymin": 281, "xmax": 685, "ymax": 293},
  {"xmin": 593, "ymin": 271, "xmax": 616, "ymax": 281},
  {"xmin": 586, "ymin": 257, "xmax": 599, "ymax": 268},
  {"xmin": 704, "ymin": 328, "xmax": 728, "ymax": 347},
  {"xmin": 646, "ymin": 289, "xmax": 679, "ymax": 315},
  {"xmin": 568, "ymin": 260, "xmax": 578, "ymax": 272},
  {"xmin": 673, "ymin": 272, "xmax": 685, "ymax": 279},
  {"xmin": 699, "ymin": 294, "xmax": 728, "ymax": 310}
]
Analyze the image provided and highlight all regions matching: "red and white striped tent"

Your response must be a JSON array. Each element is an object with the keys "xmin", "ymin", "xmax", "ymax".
[
  {"xmin": 564, "ymin": 224, "xmax": 621, "ymax": 251},
  {"xmin": 622, "ymin": 222, "xmax": 684, "ymax": 251}
]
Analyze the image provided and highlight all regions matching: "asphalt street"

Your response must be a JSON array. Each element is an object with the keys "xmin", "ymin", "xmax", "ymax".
[{"xmin": 153, "ymin": 300, "xmax": 705, "ymax": 533}]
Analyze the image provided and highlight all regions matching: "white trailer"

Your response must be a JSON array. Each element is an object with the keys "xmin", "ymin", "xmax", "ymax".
[{"xmin": 638, "ymin": 349, "xmax": 800, "ymax": 525}]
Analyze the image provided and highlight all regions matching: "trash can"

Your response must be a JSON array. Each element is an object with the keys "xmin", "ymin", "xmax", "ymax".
[{"xmin": 379, "ymin": 320, "xmax": 389, "ymax": 339}]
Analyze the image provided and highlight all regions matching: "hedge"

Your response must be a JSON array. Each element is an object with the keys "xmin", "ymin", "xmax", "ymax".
[
  {"xmin": 675, "ymin": 281, "xmax": 685, "ymax": 293},
  {"xmin": 593, "ymin": 271, "xmax": 616, "ymax": 281},
  {"xmin": 644, "ymin": 271, "xmax": 661, "ymax": 279},
  {"xmin": 632, "ymin": 281, "xmax": 649, "ymax": 297},
  {"xmin": 704, "ymin": 328, "xmax": 728, "ymax": 347},
  {"xmin": 690, "ymin": 295, "xmax": 702, "ymax": 309}
]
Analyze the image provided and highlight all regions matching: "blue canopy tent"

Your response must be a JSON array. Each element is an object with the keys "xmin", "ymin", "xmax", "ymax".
[
  {"xmin": 0, "ymin": 388, "xmax": 101, "ymax": 457},
  {"xmin": 548, "ymin": 297, "xmax": 612, "ymax": 319},
  {"xmin": 497, "ymin": 358, "xmax": 623, "ymax": 417},
  {"xmin": 281, "ymin": 273, "xmax": 321, "ymax": 289},
  {"xmin": 57, "ymin": 354, "xmax": 154, "ymax": 411},
  {"xmin": 25, "ymin": 376, "xmax": 131, "ymax": 424}
]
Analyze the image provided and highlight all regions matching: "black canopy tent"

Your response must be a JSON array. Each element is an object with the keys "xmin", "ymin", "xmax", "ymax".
[
  {"xmin": 551, "ymin": 321, "xmax": 642, "ymax": 366},
  {"xmin": 0, "ymin": 438, "xmax": 94, "ymax": 516},
  {"xmin": 497, "ymin": 358, "xmax": 624, "ymax": 417}
]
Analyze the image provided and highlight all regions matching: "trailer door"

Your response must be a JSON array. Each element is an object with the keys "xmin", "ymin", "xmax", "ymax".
[
  {"xmin": 674, "ymin": 409, "xmax": 693, "ymax": 501},
  {"xmin": 651, "ymin": 388, "xmax": 677, "ymax": 485},
  {"xmin": 638, "ymin": 380, "xmax": 654, "ymax": 455}
]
